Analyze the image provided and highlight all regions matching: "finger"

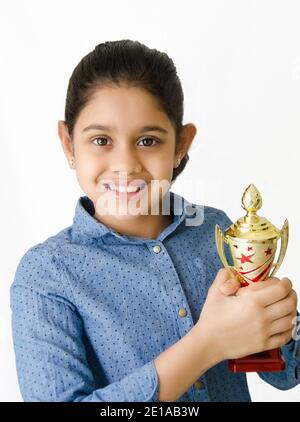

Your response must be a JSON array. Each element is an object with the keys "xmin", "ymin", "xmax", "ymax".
[
  {"xmin": 236, "ymin": 277, "xmax": 280, "ymax": 297},
  {"xmin": 268, "ymin": 312, "xmax": 296, "ymax": 336},
  {"xmin": 211, "ymin": 268, "xmax": 234, "ymax": 294},
  {"xmin": 254, "ymin": 278, "xmax": 293, "ymax": 307},
  {"xmin": 265, "ymin": 290, "xmax": 298, "ymax": 320},
  {"xmin": 219, "ymin": 277, "xmax": 241, "ymax": 296},
  {"xmin": 266, "ymin": 327, "xmax": 294, "ymax": 350},
  {"xmin": 214, "ymin": 268, "xmax": 232, "ymax": 285}
]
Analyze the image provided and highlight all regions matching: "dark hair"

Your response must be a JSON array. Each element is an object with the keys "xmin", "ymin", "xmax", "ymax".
[{"xmin": 64, "ymin": 39, "xmax": 189, "ymax": 182}]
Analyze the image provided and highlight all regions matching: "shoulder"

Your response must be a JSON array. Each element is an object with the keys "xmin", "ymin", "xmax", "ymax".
[
  {"xmin": 10, "ymin": 227, "xmax": 75, "ymax": 303},
  {"xmin": 185, "ymin": 203, "xmax": 234, "ymax": 272},
  {"xmin": 186, "ymin": 202, "xmax": 233, "ymax": 232},
  {"xmin": 204, "ymin": 204, "xmax": 233, "ymax": 226}
]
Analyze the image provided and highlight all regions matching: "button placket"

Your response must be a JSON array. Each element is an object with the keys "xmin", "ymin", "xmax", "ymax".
[{"xmin": 149, "ymin": 241, "xmax": 194, "ymax": 337}]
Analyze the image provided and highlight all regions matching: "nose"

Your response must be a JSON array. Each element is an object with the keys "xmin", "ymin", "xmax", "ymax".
[{"xmin": 108, "ymin": 143, "xmax": 143, "ymax": 175}]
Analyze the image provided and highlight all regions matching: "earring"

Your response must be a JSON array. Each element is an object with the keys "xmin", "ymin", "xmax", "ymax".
[{"xmin": 69, "ymin": 158, "xmax": 74, "ymax": 167}]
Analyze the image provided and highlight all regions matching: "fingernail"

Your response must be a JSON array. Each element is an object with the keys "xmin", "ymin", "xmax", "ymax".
[{"xmin": 223, "ymin": 280, "xmax": 234, "ymax": 288}]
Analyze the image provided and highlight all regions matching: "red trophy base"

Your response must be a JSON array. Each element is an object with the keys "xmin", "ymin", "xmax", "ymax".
[{"xmin": 229, "ymin": 347, "xmax": 286, "ymax": 372}]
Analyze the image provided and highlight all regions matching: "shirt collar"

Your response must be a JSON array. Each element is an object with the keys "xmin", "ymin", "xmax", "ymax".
[{"xmin": 72, "ymin": 190, "xmax": 198, "ymax": 244}]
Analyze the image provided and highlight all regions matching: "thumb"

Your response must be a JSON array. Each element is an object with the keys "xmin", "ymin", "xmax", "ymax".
[
  {"xmin": 210, "ymin": 267, "xmax": 232, "ymax": 291},
  {"xmin": 216, "ymin": 267, "xmax": 241, "ymax": 296}
]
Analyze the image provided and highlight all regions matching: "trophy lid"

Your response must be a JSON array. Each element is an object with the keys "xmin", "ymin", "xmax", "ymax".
[{"xmin": 225, "ymin": 184, "xmax": 281, "ymax": 241}]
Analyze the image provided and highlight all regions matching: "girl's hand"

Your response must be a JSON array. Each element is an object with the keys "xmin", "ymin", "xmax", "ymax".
[
  {"xmin": 234, "ymin": 275, "xmax": 298, "ymax": 345},
  {"xmin": 194, "ymin": 269, "xmax": 297, "ymax": 362},
  {"xmin": 220, "ymin": 273, "xmax": 298, "ymax": 342}
]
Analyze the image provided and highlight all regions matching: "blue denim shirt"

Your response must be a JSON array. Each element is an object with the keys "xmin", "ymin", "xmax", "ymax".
[{"xmin": 10, "ymin": 191, "xmax": 300, "ymax": 402}]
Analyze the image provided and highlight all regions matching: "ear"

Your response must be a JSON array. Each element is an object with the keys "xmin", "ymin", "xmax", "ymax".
[
  {"xmin": 58, "ymin": 120, "xmax": 75, "ymax": 168},
  {"xmin": 175, "ymin": 123, "xmax": 197, "ymax": 160}
]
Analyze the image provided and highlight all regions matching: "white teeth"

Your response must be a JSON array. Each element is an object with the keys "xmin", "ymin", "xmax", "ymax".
[
  {"xmin": 126, "ymin": 186, "xmax": 140, "ymax": 192},
  {"xmin": 106, "ymin": 184, "xmax": 143, "ymax": 193}
]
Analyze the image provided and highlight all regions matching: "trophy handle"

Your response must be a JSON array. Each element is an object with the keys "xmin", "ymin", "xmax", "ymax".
[
  {"xmin": 269, "ymin": 219, "xmax": 289, "ymax": 278},
  {"xmin": 215, "ymin": 224, "xmax": 237, "ymax": 279}
]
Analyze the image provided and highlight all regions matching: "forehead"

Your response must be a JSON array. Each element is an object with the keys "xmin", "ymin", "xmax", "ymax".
[{"xmin": 75, "ymin": 85, "xmax": 174, "ymax": 134}]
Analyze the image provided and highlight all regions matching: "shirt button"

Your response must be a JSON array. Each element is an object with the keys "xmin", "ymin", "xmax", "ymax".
[
  {"xmin": 153, "ymin": 245, "xmax": 161, "ymax": 253},
  {"xmin": 178, "ymin": 307, "xmax": 187, "ymax": 317},
  {"xmin": 194, "ymin": 380, "xmax": 205, "ymax": 390}
]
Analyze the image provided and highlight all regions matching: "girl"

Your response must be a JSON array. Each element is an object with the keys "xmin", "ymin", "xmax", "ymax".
[{"xmin": 10, "ymin": 40, "xmax": 299, "ymax": 402}]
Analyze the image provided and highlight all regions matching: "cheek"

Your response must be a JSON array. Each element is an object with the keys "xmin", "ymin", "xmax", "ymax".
[
  {"xmin": 76, "ymin": 152, "xmax": 104, "ymax": 178},
  {"xmin": 74, "ymin": 156, "xmax": 105, "ymax": 198},
  {"xmin": 147, "ymin": 154, "xmax": 174, "ymax": 180},
  {"xmin": 76, "ymin": 166, "xmax": 98, "ymax": 188}
]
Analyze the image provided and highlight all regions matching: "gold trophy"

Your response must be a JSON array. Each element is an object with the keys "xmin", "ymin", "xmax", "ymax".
[{"xmin": 215, "ymin": 184, "xmax": 289, "ymax": 372}]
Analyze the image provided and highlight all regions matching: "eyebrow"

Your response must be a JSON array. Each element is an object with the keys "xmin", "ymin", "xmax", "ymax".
[{"xmin": 82, "ymin": 124, "xmax": 169, "ymax": 134}]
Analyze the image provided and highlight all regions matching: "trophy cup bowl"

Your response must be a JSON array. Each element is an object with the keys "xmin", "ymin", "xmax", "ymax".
[{"xmin": 215, "ymin": 184, "xmax": 289, "ymax": 372}]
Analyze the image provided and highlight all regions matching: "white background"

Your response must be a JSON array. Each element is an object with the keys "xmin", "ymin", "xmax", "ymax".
[{"xmin": 1, "ymin": 0, "xmax": 299, "ymax": 402}]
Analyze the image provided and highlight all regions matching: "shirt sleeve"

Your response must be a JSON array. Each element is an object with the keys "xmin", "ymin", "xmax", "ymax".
[
  {"xmin": 219, "ymin": 210, "xmax": 300, "ymax": 390},
  {"xmin": 256, "ymin": 311, "xmax": 300, "ymax": 390},
  {"xmin": 10, "ymin": 248, "xmax": 159, "ymax": 402}
]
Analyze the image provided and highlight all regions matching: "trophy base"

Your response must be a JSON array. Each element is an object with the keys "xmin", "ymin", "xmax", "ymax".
[{"xmin": 228, "ymin": 348, "xmax": 286, "ymax": 372}]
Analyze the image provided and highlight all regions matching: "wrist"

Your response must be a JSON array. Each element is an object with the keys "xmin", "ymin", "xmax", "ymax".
[{"xmin": 189, "ymin": 322, "xmax": 224, "ymax": 369}]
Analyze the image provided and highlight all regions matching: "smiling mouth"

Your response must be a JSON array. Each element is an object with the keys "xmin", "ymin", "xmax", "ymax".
[{"xmin": 103, "ymin": 183, "xmax": 147, "ymax": 196}]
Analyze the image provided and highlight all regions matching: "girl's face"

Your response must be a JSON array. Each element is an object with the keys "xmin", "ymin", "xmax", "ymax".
[{"xmin": 59, "ymin": 84, "xmax": 196, "ymax": 228}]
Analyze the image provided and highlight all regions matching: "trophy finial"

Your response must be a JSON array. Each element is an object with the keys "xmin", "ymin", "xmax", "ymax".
[{"xmin": 241, "ymin": 184, "xmax": 262, "ymax": 215}]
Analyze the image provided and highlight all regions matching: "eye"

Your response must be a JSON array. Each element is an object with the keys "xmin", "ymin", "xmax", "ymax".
[
  {"xmin": 92, "ymin": 137, "xmax": 111, "ymax": 146},
  {"xmin": 137, "ymin": 137, "xmax": 160, "ymax": 147},
  {"xmin": 91, "ymin": 136, "xmax": 160, "ymax": 147}
]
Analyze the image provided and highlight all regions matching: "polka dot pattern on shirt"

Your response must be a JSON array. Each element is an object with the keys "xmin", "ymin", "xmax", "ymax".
[{"xmin": 10, "ymin": 191, "xmax": 300, "ymax": 401}]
